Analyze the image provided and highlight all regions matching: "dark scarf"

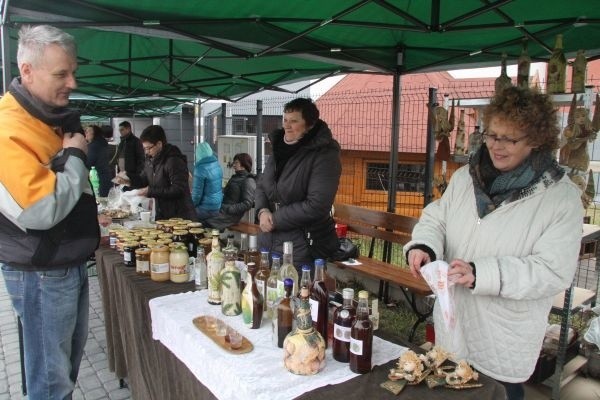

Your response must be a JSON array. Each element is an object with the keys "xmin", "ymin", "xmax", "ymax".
[
  {"xmin": 8, "ymin": 77, "xmax": 82, "ymax": 134},
  {"xmin": 273, "ymin": 120, "xmax": 320, "ymax": 181},
  {"xmin": 469, "ymin": 146, "xmax": 563, "ymax": 218}
]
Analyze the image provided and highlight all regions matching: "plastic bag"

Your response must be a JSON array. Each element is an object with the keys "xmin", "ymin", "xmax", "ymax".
[{"xmin": 584, "ymin": 316, "xmax": 600, "ymax": 349}]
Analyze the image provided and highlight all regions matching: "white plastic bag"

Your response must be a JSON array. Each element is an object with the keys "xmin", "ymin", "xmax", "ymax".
[{"xmin": 584, "ymin": 316, "xmax": 600, "ymax": 348}]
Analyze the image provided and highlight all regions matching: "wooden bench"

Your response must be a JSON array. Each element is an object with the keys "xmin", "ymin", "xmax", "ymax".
[
  {"xmin": 228, "ymin": 221, "xmax": 260, "ymax": 236},
  {"xmin": 333, "ymin": 203, "xmax": 432, "ymax": 341}
]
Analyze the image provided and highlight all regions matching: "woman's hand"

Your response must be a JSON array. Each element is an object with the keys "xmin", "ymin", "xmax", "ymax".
[
  {"xmin": 259, "ymin": 210, "xmax": 274, "ymax": 232},
  {"xmin": 407, "ymin": 248, "xmax": 431, "ymax": 278},
  {"xmin": 138, "ymin": 186, "xmax": 149, "ymax": 197},
  {"xmin": 448, "ymin": 259, "xmax": 475, "ymax": 288}
]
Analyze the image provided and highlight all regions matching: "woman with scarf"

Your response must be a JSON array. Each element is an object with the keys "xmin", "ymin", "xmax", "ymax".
[{"xmin": 405, "ymin": 86, "xmax": 583, "ymax": 400}]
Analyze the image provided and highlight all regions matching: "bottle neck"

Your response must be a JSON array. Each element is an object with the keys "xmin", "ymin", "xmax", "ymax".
[
  {"xmin": 342, "ymin": 296, "xmax": 353, "ymax": 307},
  {"xmin": 211, "ymin": 237, "xmax": 220, "ymax": 250},
  {"xmin": 282, "ymin": 252, "xmax": 293, "ymax": 266},
  {"xmin": 356, "ymin": 298, "xmax": 369, "ymax": 319},
  {"xmin": 271, "ymin": 261, "xmax": 281, "ymax": 273},
  {"xmin": 314, "ymin": 264, "xmax": 325, "ymax": 281}
]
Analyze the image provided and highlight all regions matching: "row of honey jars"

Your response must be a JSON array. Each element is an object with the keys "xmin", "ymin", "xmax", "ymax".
[{"xmin": 149, "ymin": 243, "xmax": 190, "ymax": 283}]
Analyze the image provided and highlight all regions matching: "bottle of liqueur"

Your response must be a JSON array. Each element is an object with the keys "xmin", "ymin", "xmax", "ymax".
[
  {"xmin": 255, "ymin": 250, "xmax": 270, "ymax": 312},
  {"xmin": 273, "ymin": 278, "xmax": 295, "ymax": 348},
  {"xmin": 241, "ymin": 262, "xmax": 264, "ymax": 328},
  {"xmin": 194, "ymin": 247, "xmax": 208, "ymax": 290},
  {"xmin": 332, "ymin": 288, "xmax": 356, "ymax": 363},
  {"xmin": 246, "ymin": 235, "xmax": 261, "ymax": 265},
  {"xmin": 495, "ymin": 53, "xmax": 512, "ymax": 95},
  {"xmin": 310, "ymin": 259, "xmax": 329, "ymax": 348},
  {"xmin": 517, "ymin": 39, "xmax": 531, "ymax": 89},
  {"xmin": 277, "ymin": 241, "xmax": 298, "ymax": 297},
  {"xmin": 206, "ymin": 230, "xmax": 224, "ymax": 305},
  {"xmin": 298, "ymin": 265, "xmax": 312, "ymax": 298},
  {"xmin": 547, "ymin": 34, "xmax": 567, "ymax": 94},
  {"xmin": 349, "ymin": 290, "xmax": 373, "ymax": 374},
  {"xmin": 571, "ymin": 49, "xmax": 587, "ymax": 93},
  {"xmin": 283, "ymin": 287, "xmax": 326, "ymax": 375},
  {"xmin": 220, "ymin": 236, "xmax": 241, "ymax": 316},
  {"xmin": 266, "ymin": 254, "xmax": 281, "ymax": 319}
]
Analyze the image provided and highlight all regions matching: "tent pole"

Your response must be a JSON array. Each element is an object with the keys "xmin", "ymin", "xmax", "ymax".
[
  {"xmin": 386, "ymin": 54, "xmax": 402, "ymax": 214},
  {"xmin": 256, "ymin": 100, "xmax": 263, "ymax": 176},
  {"xmin": 423, "ymin": 87, "xmax": 437, "ymax": 206},
  {"xmin": 1, "ymin": 0, "xmax": 11, "ymax": 94}
]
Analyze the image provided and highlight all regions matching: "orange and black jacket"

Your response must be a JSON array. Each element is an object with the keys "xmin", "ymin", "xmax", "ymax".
[{"xmin": 0, "ymin": 92, "xmax": 99, "ymax": 270}]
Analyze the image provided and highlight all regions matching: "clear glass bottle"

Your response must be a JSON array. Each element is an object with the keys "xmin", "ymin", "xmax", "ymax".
[
  {"xmin": 349, "ymin": 290, "xmax": 373, "ymax": 374},
  {"xmin": 495, "ymin": 52, "xmax": 512, "ymax": 95},
  {"xmin": 332, "ymin": 288, "xmax": 356, "ymax": 363},
  {"xmin": 241, "ymin": 262, "xmax": 264, "ymax": 328},
  {"xmin": 571, "ymin": 49, "xmax": 587, "ymax": 93},
  {"xmin": 310, "ymin": 259, "xmax": 329, "ymax": 349},
  {"xmin": 266, "ymin": 254, "xmax": 281, "ymax": 320},
  {"xmin": 221, "ymin": 237, "xmax": 241, "ymax": 316},
  {"xmin": 547, "ymin": 34, "xmax": 567, "ymax": 94},
  {"xmin": 273, "ymin": 278, "xmax": 295, "ymax": 348},
  {"xmin": 278, "ymin": 241, "xmax": 298, "ymax": 297},
  {"xmin": 255, "ymin": 250, "xmax": 270, "ymax": 312},
  {"xmin": 298, "ymin": 265, "xmax": 312, "ymax": 298},
  {"xmin": 517, "ymin": 39, "xmax": 531, "ymax": 89},
  {"xmin": 194, "ymin": 247, "xmax": 208, "ymax": 290},
  {"xmin": 283, "ymin": 287, "xmax": 326, "ymax": 375},
  {"xmin": 207, "ymin": 230, "xmax": 224, "ymax": 305}
]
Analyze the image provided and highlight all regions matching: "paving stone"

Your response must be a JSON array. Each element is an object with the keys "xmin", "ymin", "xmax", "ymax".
[
  {"xmin": 85, "ymin": 387, "xmax": 109, "ymax": 400},
  {"xmin": 107, "ymin": 388, "xmax": 132, "ymax": 400},
  {"xmin": 78, "ymin": 375, "xmax": 102, "ymax": 392}
]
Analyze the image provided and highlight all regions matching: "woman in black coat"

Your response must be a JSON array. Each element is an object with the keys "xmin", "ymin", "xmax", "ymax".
[
  {"xmin": 255, "ymin": 98, "xmax": 341, "ymax": 269},
  {"xmin": 84, "ymin": 125, "xmax": 112, "ymax": 197},
  {"xmin": 118, "ymin": 125, "xmax": 197, "ymax": 221}
]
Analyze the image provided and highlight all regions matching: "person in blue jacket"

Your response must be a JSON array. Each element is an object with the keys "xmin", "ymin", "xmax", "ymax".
[{"xmin": 192, "ymin": 142, "xmax": 223, "ymax": 221}]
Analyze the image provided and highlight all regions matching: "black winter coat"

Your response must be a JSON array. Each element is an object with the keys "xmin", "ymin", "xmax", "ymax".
[
  {"xmin": 129, "ymin": 143, "xmax": 197, "ymax": 221},
  {"xmin": 255, "ymin": 119, "xmax": 341, "ymax": 266},
  {"xmin": 112, "ymin": 132, "xmax": 144, "ymax": 177},
  {"xmin": 204, "ymin": 170, "xmax": 256, "ymax": 230}
]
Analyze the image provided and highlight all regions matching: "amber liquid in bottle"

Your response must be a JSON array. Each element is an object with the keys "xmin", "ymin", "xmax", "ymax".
[
  {"xmin": 349, "ymin": 290, "xmax": 373, "ymax": 374},
  {"xmin": 310, "ymin": 259, "xmax": 329, "ymax": 348},
  {"xmin": 332, "ymin": 288, "xmax": 355, "ymax": 363},
  {"xmin": 277, "ymin": 278, "xmax": 294, "ymax": 348}
]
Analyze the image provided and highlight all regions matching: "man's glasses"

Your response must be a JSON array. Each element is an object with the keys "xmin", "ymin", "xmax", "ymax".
[{"xmin": 482, "ymin": 131, "xmax": 528, "ymax": 148}]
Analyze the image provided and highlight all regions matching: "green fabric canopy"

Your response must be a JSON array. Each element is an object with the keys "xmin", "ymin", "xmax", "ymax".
[{"xmin": 3, "ymin": 0, "xmax": 600, "ymax": 116}]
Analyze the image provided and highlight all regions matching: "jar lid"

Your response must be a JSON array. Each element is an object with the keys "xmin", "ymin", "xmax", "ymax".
[
  {"xmin": 151, "ymin": 245, "xmax": 169, "ymax": 252},
  {"xmin": 358, "ymin": 290, "xmax": 369, "ymax": 299},
  {"xmin": 172, "ymin": 229, "xmax": 188, "ymax": 235},
  {"xmin": 135, "ymin": 247, "xmax": 151, "ymax": 254},
  {"xmin": 189, "ymin": 228, "xmax": 204, "ymax": 234}
]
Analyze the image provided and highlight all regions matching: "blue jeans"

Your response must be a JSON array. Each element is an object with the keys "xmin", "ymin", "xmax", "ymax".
[{"xmin": 2, "ymin": 263, "xmax": 89, "ymax": 400}]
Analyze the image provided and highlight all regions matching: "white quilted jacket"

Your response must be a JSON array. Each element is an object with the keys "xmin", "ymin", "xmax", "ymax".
[{"xmin": 405, "ymin": 166, "xmax": 583, "ymax": 382}]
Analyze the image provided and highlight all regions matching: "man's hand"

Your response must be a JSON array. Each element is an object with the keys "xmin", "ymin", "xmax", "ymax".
[
  {"xmin": 259, "ymin": 210, "xmax": 274, "ymax": 232},
  {"xmin": 63, "ymin": 132, "xmax": 88, "ymax": 154}
]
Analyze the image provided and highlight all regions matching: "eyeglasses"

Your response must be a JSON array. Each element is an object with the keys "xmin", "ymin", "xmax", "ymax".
[
  {"xmin": 482, "ymin": 131, "xmax": 528, "ymax": 148},
  {"xmin": 143, "ymin": 144, "xmax": 156, "ymax": 152}
]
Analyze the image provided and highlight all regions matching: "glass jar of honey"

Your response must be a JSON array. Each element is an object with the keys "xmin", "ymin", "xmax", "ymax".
[
  {"xmin": 169, "ymin": 244, "xmax": 189, "ymax": 283},
  {"xmin": 135, "ymin": 247, "xmax": 151, "ymax": 275},
  {"xmin": 150, "ymin": 245, "xmax": 170, "ymax": 282}
]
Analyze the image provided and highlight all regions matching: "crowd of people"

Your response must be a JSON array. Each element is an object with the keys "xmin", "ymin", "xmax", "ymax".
[{"xmin": 0, "ymin": 23, "xmax": 590, "ymax": 400}]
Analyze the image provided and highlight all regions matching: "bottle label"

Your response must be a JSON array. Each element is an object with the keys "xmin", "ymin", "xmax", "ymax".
[
  {"xmin": 309, "ymin": 298, "xmax": 319, "ymax": 322},
  {"xmin": 136, "ymin": 260, "xmax": 150, "ymax": 273},
  {"xmin": 334, "ymin": 323, "xmax": 351, "ymax": 342},
  {"xmin": 109, "ymin": 236, "xmax": 117, "ymax": 248},
  {"xmin": 151, "ymin": 262, "xmax": 169, "ymax": 273},
  {"xmin": 124, "ymin": 252, "xmax": 132, "ymax": 262},
  {"xmin": 350, "ymin": 337, "xmax": 363, "ymax": 355}
]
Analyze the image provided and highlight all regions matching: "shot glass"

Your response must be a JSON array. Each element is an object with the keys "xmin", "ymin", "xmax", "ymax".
[
  {"xmin": 228, "ymin": 330, "xmax": 243, "ymax": 350},
  {"xmin": 205, "ymin": 314, "xmax": 217, "ymax": 331},
  {"xmin": 215, "ymin": 319, "xmax": 227, "ymax": 337}
]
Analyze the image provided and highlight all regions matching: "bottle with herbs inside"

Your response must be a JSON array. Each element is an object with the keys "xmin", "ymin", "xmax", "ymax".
[
  {"xmin": 255, "ymin": 250, "xmax": 270, "ymax": 312},
  {"xmin": 332, "ymin": 288, "xmax": 356, "ymax": 363},
  {"xmin": 241, "ymin": 262, "xmax": 264, "ymax": 328},
  {"xmin": 266, "ymin": 254, "xmax": 281, "ymax": 320},
  {"xmin": 546, "ymin": 34, "xmax": 567, "ymax": 94},
  {"xmin": 349, "ymin": 290, "xmax": 373, "ymax": 374},
  {"xmin": 310, "ymin": 258, "xmax": 329, "ymax": 348},
  {"xmin": 273, "ymin": 278, "xmax": 296, "ymax": 348},
  {"xmin": 278, "ymin": 241, "xmax": 298, "ymax": 297},
  {"xmin": 220, "ymin": 236, "xmax": 241, "ymax": 316},
  {"xmin": 206, "ymin": 230, "xmax": 224, "ymax": 305}
]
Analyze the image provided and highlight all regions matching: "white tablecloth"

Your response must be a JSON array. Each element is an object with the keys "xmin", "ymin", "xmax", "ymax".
[{"xmin": 149, "ymin": 291, "xmax": 407, "ymax": 400}]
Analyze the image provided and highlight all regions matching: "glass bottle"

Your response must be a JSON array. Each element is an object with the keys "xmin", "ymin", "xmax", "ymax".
[
  {"xmin": 571, "ymin": 49, "xmax": 587, "ymax": 93},
  {"xmin": 298, "ymin": 265, "xmax": 312, "ymax": 298},
  {"xmin": 310, "ymin": 259, "xmax": 329, "ymax": 349},
  {"xmin": 246, "ymin": 235, "xmax": 261, "ymax": 265},
  {"xmin": 241, "ymin": 262, "xmax": 264, "ymax": 328},
  {"xmin": 194, "ymin": 247, "xmax": 208, "ymax": 290},
  {"xmin": 278, "ymin": 241, "xmax": 298, "ymax": 297},
  {"xmin": 273, "ymin": 278, "xmax": 295, "ymax": 348},
  {"xmin": 517, "ymin": 39, "xmax": 531, "ymax": 89},
  {"xmin": 220, "ymin": 237, "xmax": 241, "ymax": 316},
  {"xmin": 237, "ymin": 233, "xmax": 249, "ymax": 262},
  {"xmin": 283, "ymin": 287, "xmax": 326, "ymax": 375},
  {"xmin": 255, "ymin": 250, "xmax": 270, "ymax": 312},
  {"xmin": 332, "ymin": 288, "xmax": 356, "ymax": 363},
  {"xmin": 266, "ymin": 255, "xmax": 281, "ymax": 320},
  {"xmin": 495, "ymin": 53, "xmax": 512, "ymax": 95},
  {"xmin": 349, "ymin": 290, "xmax": 373, "ymax": 374},
  {"xmin": 207, "ymin": 230, "xmax": 224, "ymax": 305},
  {"xmin": 547, "ymin": 34, "xmax": 567, "ymax": 94}
]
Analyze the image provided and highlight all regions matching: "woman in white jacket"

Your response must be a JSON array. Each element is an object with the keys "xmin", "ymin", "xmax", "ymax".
[{"xmin": 405, "ymin": 86, "xmax": 583, "ymax": 400}]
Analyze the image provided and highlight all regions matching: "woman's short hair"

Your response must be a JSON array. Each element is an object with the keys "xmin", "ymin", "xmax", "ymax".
[
  {"xmin": 234, "ymin": 153, "xmax": 253, "ymax": 173},
  {"xmin": 284, "ymin": 98, "xmax": 320, "ymax": 128},
  {"xmin": 482, "ymin": 86, "xmax": 560, "ymax": 152},
  {"xmin": 140, "ymin": 125, "xmax": 167, "ymax": 145}
]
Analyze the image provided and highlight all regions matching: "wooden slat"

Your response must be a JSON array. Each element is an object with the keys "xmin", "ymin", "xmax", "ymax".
[{"xmin": 228, "ymin": 222, "xmax": 260, "ymax": 236}]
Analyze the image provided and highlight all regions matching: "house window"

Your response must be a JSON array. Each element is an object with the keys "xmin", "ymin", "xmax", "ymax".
[{"xmin": 366, "ymin": 163, "xmax": 425, "ymax": 192}]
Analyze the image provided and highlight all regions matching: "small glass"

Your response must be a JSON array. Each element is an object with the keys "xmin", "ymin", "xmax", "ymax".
[
  {"xmin": 228, "ymin": 330, "xmax": 243, "ymax": 350},
  {"xmin": 215, "ymin": 319, "xmax": 227, "ymax": 337},
  {"xmin": 205, "ymin": 315, "xmax": 217, "ymax": 331}
]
